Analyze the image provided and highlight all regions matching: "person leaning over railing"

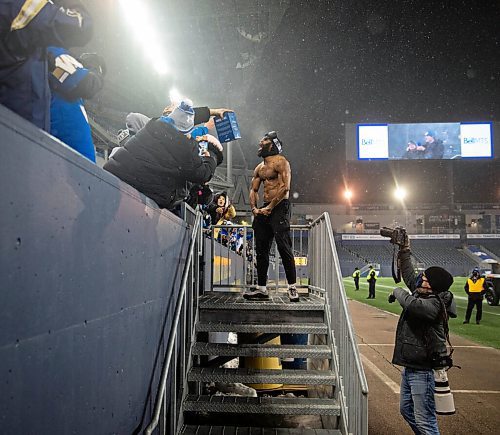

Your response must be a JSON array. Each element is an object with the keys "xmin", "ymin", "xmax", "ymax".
[{"xmin": 104, "ymin": 99, "xmax": 223, "ymax": 213}]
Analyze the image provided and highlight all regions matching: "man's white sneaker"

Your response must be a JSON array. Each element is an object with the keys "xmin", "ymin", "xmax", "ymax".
[
  {"xmin": 243, "ymin": 286, "xmax": 269, "ymax": 299},
  {"xmin": 216, "ymin": 382, "xmax": 257, "ymax": 397},
  {"xmin": 288, "ymin": 285, "xmax": 299, "ymax": 302}
]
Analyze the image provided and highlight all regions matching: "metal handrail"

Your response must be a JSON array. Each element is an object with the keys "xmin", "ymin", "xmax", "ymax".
[
  {"xmin": 145, "ymin": 212, "xmax": 202, "ymax": 435},
  {"xmin": 309, "ymin": 212, "xmax": 369, "ymax": 435}
]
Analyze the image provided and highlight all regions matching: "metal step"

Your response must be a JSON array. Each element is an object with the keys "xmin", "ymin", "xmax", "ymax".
[
  {"xmin": 181, "ymin": 425, "xmax": 341, "ymax": 434},
  {"xmin": 188, "ymin": 367, "xmax": 336, "ymax": 385},
  {"xmin": 196, "ymin": 322, "xmax": 328, "ymax": 334},
  {"xmin": 192, "ymin": 343, "xmax": 332, "ymax": 359},
  {"xmin": 183, "ymin": 395, "xmax": 341, "ymax": 416},
  {"xmin": 199, "ymin": 293, "xmax": 325, "ymax": 324},
  {"xmin": 200, "ymin": 293, "xmax": 325, "ymax": 311}
]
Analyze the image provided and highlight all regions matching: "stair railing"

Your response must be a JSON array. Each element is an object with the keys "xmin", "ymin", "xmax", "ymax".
[
  {"xmin": 309, "ymin": 213, "xmax": 369, "ymax": 435},
  {"xmin": 145, "ymin": 210, "xmax": 203, "ymax": 435}
]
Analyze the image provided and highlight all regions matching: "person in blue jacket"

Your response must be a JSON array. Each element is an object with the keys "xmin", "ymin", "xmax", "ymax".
[
  {"xmin": 48, "ymin": 47, "xmax": 105, "ymax": 162},
  {"xmin": 0, "ymin": 0, "xmax": 92, "ymax": 131}
]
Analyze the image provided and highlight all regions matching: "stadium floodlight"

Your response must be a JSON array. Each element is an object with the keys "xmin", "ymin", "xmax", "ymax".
[
  {"xmin": 344, "ymin": 189, "xmax": 353, "ymax": 200},
  {"xmin": 169, "ymin": 88, "xmax": 183, "ymax": 105},
  {"xmin": 119, "ymin": 0, "xmax": 168, "ymax": 74},
  {"xmin": 394, "ymin": 187, "xmax": 407, "ymax": 201}
]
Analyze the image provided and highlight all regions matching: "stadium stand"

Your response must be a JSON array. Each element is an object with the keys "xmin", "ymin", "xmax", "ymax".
[{"xmin": 335, "ymin": 237, "xmax": 477, "ymax": 277}]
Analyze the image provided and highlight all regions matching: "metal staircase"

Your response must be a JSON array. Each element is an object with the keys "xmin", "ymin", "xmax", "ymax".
[
  {"xmin": 181, "ymin": 292, "xmax": 341, "ymax": 432},
  {"xmin": 144, "ymin": 213, "xmax": 368, "ymax": 435}
]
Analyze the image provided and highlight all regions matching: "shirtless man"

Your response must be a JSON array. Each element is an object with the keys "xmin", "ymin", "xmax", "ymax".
[{"xmin": 244, "ymin": 131, "xmax": 298, "ymax": 302}]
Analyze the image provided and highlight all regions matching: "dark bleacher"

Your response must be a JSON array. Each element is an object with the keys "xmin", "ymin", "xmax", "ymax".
[
  {"xmin": 335, "ymin": 237, "xmax": 477, "ymax": 277},
  {"xmin": 473, "ymin": 240, "xmax": 500, "ymax": 258},
  {"xmin": 410, "ymin": 240, "xmax": 476, "ymax": 275}
]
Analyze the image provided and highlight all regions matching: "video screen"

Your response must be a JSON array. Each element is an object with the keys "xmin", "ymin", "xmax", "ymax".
[{"xmin": 357, "ymin": 122, "xmax": 493, "ymax": 160}]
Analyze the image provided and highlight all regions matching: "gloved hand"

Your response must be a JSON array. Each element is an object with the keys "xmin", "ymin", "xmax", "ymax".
[
  {"xmin": 79, "ymin": 53, "xmax": 107, "ymax": 76},
  {"xmin": 388, "ymin": 293, "xmax": 396, "ymax": 303}
]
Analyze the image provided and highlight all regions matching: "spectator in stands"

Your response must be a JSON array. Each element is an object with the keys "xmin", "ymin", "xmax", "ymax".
[
  {"xmin": 48, "ymin": 48, "xmax": 105, "ymax": 162},
  {"xmin": 366, "ymin": 265, "xmax": 377, "ymax": 298},
  {"xmin": 0, "ymin": 0, "xmax": 93, "ymax": 131},
  {"xmin": 352, "ymin": 267, "xmax": 360, "ymax": 290},
  {"xmin": 388, "ymin": 238, "xmax": 457, "ymax": 435},
  {"xmin": 246, "ymin": 131, "xmax": 299, "ymax": 302},
  {"xmin": 103, "ymin": 99, "xmax": 223, "ymax": 212},
  {"xmin": 463, "ymin": 268, "xmax": 487, "ymax": 325},
  {"xmin": 417, "ymin": 130, "xmax": 444, "ymax": 159},
  {"xmin": 207, "ymin": 191, "xmax": 236, "ymax": 239}
]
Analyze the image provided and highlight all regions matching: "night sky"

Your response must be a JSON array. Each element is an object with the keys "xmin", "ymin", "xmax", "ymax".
[
  {"xmin": 88, "ymin": 1, "xmax": 500, "ymax": 205},
  {"xmin": 245, "ymin": 0, "xmax": 500, "ymax": 204}
]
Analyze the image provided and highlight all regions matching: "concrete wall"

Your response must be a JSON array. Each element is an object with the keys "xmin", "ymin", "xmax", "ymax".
[{"xmin": 0, "ymin": 106, "xmax": 191, "ymax": 434}]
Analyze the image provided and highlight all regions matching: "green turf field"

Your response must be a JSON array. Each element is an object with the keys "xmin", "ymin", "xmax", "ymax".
[{"xmin": 343, "ymin": 276, "xmax": 500, "ymax": 349}]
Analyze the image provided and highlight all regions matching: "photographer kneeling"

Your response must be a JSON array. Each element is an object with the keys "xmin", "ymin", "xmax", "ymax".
[{"xmin": 384, "ymin": 227, "xmax": 457, "ymax": 435}]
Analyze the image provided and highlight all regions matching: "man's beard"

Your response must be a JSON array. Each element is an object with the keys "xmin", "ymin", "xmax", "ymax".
[{"xmin": 258, "ymin": 144, "xmax": 279, "ymax": 158}]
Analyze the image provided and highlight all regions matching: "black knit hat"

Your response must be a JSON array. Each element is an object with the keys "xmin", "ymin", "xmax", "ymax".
[{"xmin": 424, "ymin": 266, "xmax": 453, "ymax": 293}]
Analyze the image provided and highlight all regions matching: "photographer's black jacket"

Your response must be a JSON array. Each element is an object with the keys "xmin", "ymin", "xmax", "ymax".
[
  {"xmin": 104, "ymin": 119, "xmax": 223, "ymax": 210},
  {"xmin": 391, "ymin": 249, "xmax": 457, "ymax": 370}
]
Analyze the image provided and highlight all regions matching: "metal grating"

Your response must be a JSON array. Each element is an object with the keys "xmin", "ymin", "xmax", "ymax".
[
  {"xmin": 183, "ymin": 395, "xmax": 341, "ymax": 416},
  {"xmin": 199, "ymin": 293, "xmax": 325, "ymax": 311},
  {"xmin": 196, "ymin": 322, "xmax": 328, "ymax": 334},
  {"xmin": 181, "ymin": 426, "xmax": 341, "ymax": 434},
  {"xmin": 188, "ymin": 367, "xmax": 336, "ymax": 385},
  {"xmin": 192, "ymin": 343, "xmax": 332, "ymax": 359}
]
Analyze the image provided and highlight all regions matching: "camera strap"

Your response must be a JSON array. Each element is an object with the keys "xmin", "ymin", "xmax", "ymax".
[
  {"xmin": 436, "ymin": 293, "xmax": 461, "ymax": 370},
  {"xmin": 392, "ymin": 245, "xmax": 401, "ymax": 283}
]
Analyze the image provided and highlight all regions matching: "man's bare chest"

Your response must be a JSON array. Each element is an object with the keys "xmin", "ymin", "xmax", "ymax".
[{"xmin": 258, "ymin": 164, "xmax": 279, "ymax": 181}]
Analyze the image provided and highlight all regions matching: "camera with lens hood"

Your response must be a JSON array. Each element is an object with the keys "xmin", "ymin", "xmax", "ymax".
[{"xmin": 380, "ymin": 226, "xmax": 408, "ymax": 247}]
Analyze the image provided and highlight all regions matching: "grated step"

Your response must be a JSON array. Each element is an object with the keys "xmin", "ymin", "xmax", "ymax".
[
  {"xmin": 192, "ymin": 343, "xmax": 332, "ymax": 359},
  {"xmin": 199, "ymin": 292, "xmax": 325, "ymax": 311},
  {"xmin": 181, "ymin": 425, "xmax": 341, "ymax": 434},
  {"xmin": 183, "ymin": 395, "xmax": 341, "ymax": 416},
  {"xmin": 188, "ymin": 367, "xmax": 336, "ymax": 385},
  {"xmin": 196, "ymin": 322, "xmax": 328, "ymax": 334}
]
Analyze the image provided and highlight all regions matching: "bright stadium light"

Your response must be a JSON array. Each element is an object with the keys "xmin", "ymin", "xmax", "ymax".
[
  {"xmin": 119, "ymin": 0, "xmax": 168, "ymax": 74},
  {"xmin": 344, "ymin": 189, "xmax": 353, "ymax": 200},
  {"xmin": 394, "ymin": 187, "xmax": 407, "ymax": 201},
  {"xmin": 169, "ymin": 88, "xmax": 183, "ymax": 105}
]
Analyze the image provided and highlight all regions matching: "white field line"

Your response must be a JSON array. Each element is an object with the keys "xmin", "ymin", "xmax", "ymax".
[
  {"xmin": 360, "ymin": 354, "xmax": 400, "ymax": 394},
  {"xmin": 360, "ymin": 354, "xmax": 500, "ymax": 395},
  {"xmin": 344, "ymin": 280, "xmax": 500, "ymax": 317}
]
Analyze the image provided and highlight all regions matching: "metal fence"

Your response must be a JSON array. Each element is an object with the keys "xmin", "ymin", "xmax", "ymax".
[
  {"xmin": 309, "ymin": 213, "xmax": 369, "ymax": 435},
  {"xmin": 209, "ymin": 224, "xmax": 310, "ymax": 291},
  {"xmin": 146, "ymin": 213, "xmax": 368, "ymax": 434}
]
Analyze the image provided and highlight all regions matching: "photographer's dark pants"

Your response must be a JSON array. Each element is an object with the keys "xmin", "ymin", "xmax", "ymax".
[
  {"xmin": 252, "ymin": 200, "xmax": 296, "ymax": 287},
  {"xmin": 465, "ymin": 294, "xmax": 483, "ymax": 322}
]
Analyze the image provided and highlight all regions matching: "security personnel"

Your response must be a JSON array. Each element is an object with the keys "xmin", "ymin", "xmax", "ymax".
[
  {"xmin": 352, "ymin": 267, "xmax": 360, "ymax": 290},
  {"xmin": 463, "ymin": 268, "xmax": 487, "ymax": 325},
  {"xmin": 366, "ymin": 265, "xmax": 377, "ymax": 299}
]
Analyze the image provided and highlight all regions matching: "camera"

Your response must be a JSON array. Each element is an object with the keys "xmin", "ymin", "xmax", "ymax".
[
  {"xmin": 380, "ymin": 226, "xmax": 408, "ymax": 247},
  {"xmin": 198, "ymin": 140, "xmax": 208, "ymax": 156}
]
